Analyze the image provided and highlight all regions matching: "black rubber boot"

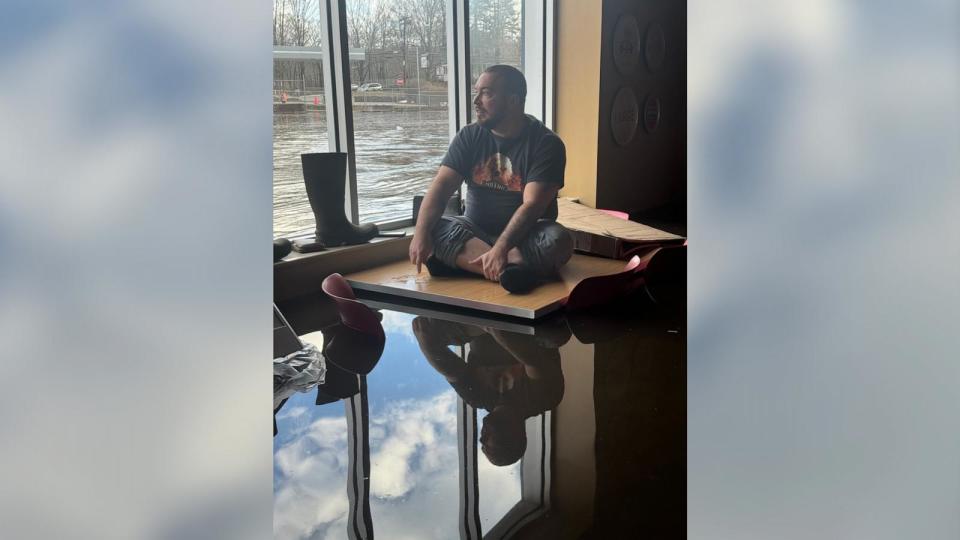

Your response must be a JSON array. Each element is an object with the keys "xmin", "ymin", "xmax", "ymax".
[
  {"xmin": 301, "ymin": 152, "xmax": 378, "ymax": 246},
  {"xmin": 273, "ymin": 238, "xmax": 292, "ymax": 262}
]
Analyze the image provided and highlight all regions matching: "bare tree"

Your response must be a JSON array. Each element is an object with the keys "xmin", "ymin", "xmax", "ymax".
[
  {"xmin": 347, "ymin": 0, "xmax": 383, "ymax": 82},
  {"xmin": 405, "ymin": 0, "xmax": 445, "ymax": 81},
  {"xmin": 287, "ymin": 0, "xmax": 320, "ymax": 47},
  {"xmin": 408, "ymin": 0, "xmax": 445, "ymax": 50},
  {"xmin": 471, "ymin": 0, "xmax": 521, "ymax": 68},
  {"xmin": 273, "ymin": 0, "xmax": 323, "ymax": 92}
]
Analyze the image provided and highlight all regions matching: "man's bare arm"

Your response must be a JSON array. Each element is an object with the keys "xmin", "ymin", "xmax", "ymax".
[
  {"xmin": 412, "ymin": 317, "xmax": 469, "ymax": 381},
  {"xmin": 410, "ymin": 165, "xmax": 462, "ymax": 272},
  {"xmin": 492, "ymin": 181, "xmax": 560, "ymax": 253}
]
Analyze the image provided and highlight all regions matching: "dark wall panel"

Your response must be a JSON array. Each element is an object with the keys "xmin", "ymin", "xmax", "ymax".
[{"xmin": 595, "ymin": 0, "xmax": 686, "ymax": 225}]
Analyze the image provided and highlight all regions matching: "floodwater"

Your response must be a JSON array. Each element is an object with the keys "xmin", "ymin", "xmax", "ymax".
[
  {"xmin": 274, "ymin": 288, "xmax": 686, "ymax": 539},
  {"xmin": 273, "ymin": 109, "xmax": 450, "ymax": 237}
]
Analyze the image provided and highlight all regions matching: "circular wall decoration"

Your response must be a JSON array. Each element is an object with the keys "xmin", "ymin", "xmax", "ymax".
[
  {"xmin": 643, "ymin": 95, "xmax": 661, "ymax": 133},
  {"xmin": 645, "ymin": 23, "xmax": 666, "ymax": 71},
  {"xmin": 610, "ymin": 87, "xmax": 639, "ymax": 146},
  {"xmin": 612, "ymin": 15, "xmax": 641, "ymax": 76}
]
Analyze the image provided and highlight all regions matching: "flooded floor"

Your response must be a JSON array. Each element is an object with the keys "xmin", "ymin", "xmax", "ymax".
[{"xmin": 274, "ymin": 289, "xmax": 686, "ymax": 539}]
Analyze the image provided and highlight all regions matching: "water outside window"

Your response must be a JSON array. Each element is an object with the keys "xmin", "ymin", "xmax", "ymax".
[
  {"xmin": 273, "ymin": 0, "xmax": 526, "ymax": 238},
  {"xmin": 272, "ymin": 1, "xmax": 452, "ymax": 238},
  {"xmin": 273, "ymin": 0, "xmax": 327, "ymax": 238},
  {"xmin": 346, "ymin": 1, "xmax": 450, "ymax": 225}
]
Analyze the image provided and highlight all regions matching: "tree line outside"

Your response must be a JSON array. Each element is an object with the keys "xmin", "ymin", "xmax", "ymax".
[{"xmin": 273, "ymin": 0, "xmax": 522, "ymax": 95}]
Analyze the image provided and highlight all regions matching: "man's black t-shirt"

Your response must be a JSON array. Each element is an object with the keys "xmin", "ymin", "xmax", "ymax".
[
  {"xmin": 441, "ymin": 115, "xmax": 566, "ymax": 236},
  {"xmin": 447, "ymin": 335, "xmax": 565, "ymax": 417}
]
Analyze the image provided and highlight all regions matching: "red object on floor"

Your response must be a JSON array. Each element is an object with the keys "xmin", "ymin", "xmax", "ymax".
[
  {"xmin": 321, "ymin": 273, "xmax": 385, "ymax": 341},
  {"xmin": 563, "ymin": 244, "xmax": 686, "ymax": 311},
  {"xmin": 598, "ymin": 208, "xmax": 630, "ymax": 220},
  {"xmin": 563, "ymin": 249, "xmax": 654, "ymax": 310}
]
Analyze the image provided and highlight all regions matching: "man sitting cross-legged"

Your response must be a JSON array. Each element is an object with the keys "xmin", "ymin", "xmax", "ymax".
[{"xmin": 408, "ymin": 64, "xmax": 573, "ymax": 294}]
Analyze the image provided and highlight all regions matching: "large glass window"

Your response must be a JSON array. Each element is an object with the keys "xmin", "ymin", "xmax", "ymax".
[
  {"xmin": 346, "ymin": 0, "xmax": 449, "ymax": 225},
  {"xmin": 273, "ymin": 0, "xmax": 327, "ymax": 238},
  {"xmin": 272, "ymin": 0, "xmax": 552, "ymax": 238},
  {"xmin": 470, "ymin": 0, "xmax": 523, "ymax": 127},
  {"xmin": 470, "ymin": 0, "xmax": 554, "ymax": 127},
  {"xmin": 476, "ymin": 408, "xmax": 523, "ymax": 530},
  {"xmin": 469, "ymin": 0, "xmax": 523, "ymax": 85}
]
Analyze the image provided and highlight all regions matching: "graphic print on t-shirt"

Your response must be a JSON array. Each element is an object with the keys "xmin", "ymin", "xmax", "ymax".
[{"xmin": 471, "ymin": 153, "xmax": 523, "ymax": 192}]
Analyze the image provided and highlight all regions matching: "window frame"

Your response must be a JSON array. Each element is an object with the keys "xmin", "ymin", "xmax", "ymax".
[
  {"xmin": 313, "ymin": 0, "xmax": 557, "ymax": 229},
  {"xmin": 457, "ymin": 341, "xmax": 554, "ymax": 538}
]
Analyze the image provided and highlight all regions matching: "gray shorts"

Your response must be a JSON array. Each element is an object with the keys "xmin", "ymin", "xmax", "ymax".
[{"xmin": 430, "ymin": 215, "xmax": 574, "ymax": 278}]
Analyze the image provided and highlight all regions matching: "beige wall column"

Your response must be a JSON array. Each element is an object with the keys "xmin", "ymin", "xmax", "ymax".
[{"xmin": 555, "ymin": 0, "xmax": 602, "ymax": 208}]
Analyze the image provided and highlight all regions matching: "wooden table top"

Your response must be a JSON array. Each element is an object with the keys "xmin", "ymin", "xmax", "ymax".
[{"xmin": 344, "ymin": 254, "xmax": 629, "ymax": 319}]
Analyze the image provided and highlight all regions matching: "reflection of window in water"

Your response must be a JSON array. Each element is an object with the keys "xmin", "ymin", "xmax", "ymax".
[
  {"xmin": 274, "ymin": 304, "xmax": 563, "ymax": 539},
  {"xmin": 412, "ymin": 316, "xmax": 567, "ymax": 537},
  {"xmin": 477, "ymin": 408, "xmax": 523, "ymax": 530}
]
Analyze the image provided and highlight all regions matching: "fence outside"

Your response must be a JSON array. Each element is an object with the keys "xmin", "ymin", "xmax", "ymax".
[{"xmin": 274, "ymin": 84, "xmax": 448, "ymax": 110}]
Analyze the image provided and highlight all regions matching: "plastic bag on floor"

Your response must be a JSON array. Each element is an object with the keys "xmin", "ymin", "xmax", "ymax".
[{"xmin": 274, "ymin": 342, "xmax": 326, "ymax": 410}]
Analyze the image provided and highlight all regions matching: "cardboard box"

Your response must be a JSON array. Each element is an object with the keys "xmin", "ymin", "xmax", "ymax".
[{"xmin": 556, "ymin": 198, "xmax": 685, "ymax": 259}]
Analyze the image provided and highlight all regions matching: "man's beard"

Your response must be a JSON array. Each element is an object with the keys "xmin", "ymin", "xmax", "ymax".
[{"xmin": 476, "ymin": 109, "xmax": 503, "ymax": 129}]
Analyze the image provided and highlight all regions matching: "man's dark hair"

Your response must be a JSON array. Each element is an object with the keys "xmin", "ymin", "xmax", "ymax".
[
  {"xmin": 483, "ymin": 64, "xmax": 527, "ymax": 104},
  {"xmin": 479, "ymin": 408, "xmax": 528, "ymax": 466}
]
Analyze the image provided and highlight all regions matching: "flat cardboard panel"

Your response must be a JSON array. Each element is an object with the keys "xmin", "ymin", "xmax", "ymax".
[
  {"xmin": 557, "ymin": 198, "xmax": 683, "ymax": 244},
  {"xmin": 345, "ymin": 254, "xmax": 628, "ymax": 319}
]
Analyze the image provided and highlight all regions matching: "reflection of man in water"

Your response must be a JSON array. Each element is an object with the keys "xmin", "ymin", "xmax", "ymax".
[{"xmin": 412, "ymin": 317, "xmax": 566, "ymax": 466}]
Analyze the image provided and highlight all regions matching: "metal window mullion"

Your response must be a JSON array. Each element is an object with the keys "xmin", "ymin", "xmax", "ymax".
[
  {"xmin": 542, "ymin": 409, "xmax": 553, "ymax": 508},
  {"xmin": 320, "ymin": 0, "xmax": 360, "ymax": 224},
  {"xmin": 457, "ymin": 395, "xmax": 480, "ymax": 540},
  {"xmin": 521, "ymin": 0, "xmax": 540, "ymax": 121},
  {"xmin": 544, "ymin": 0, "xmax": 556, "ymax": 130},
  {"xmin": 456, "ymin": 343, "xmax": 481, "ymax": 540},
  {"xmin": 447, "ymin": 0, "xmax": 472, "ymax": 137},
  {"xmin": 446, "ymin": 0, "xmax": 471, "ymax": 209},
  {"xmin": 319, "ymin": 0, "xmax": 339, "ymax": 150},
  {"xmin": 445, "ymin": 0, "xmax": 457, "ymax": 138},
  {"xmin": 345, "ymin": 378, "xmax": 373, "ymax": 539}
]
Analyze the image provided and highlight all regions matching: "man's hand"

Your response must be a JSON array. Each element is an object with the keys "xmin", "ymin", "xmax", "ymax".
[
  {"xmin": 409, "ymin": 232, "xmax": 434, "ymax": 274},
  {"xmin": 409, "ymin": 165, "xmax": 463, "ymax": 273},
  {"xmin": 470, "ymin": 246, "xmax": 508, "ymax": 281}
]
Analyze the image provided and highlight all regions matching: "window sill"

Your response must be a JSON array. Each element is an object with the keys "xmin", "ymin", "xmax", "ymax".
[{"xmin": 274, "ymin": 225, "xmax": 416, "ymax": 301}]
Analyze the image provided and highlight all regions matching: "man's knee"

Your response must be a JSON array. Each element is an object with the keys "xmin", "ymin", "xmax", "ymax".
[
  {"xmin": 427, "ymin": 216, "xmax": 453, "ymax": 244},
  {"xmin": 521, "ymin": 221, "xmax": 573, "ymax": 276},
  {"xmin": 536, "ymin": 222, "xmax": 574, "ymax": 263},
  {"xmin": 430, "ymin": 217, "xmax": 476, "ymax": 267}
]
